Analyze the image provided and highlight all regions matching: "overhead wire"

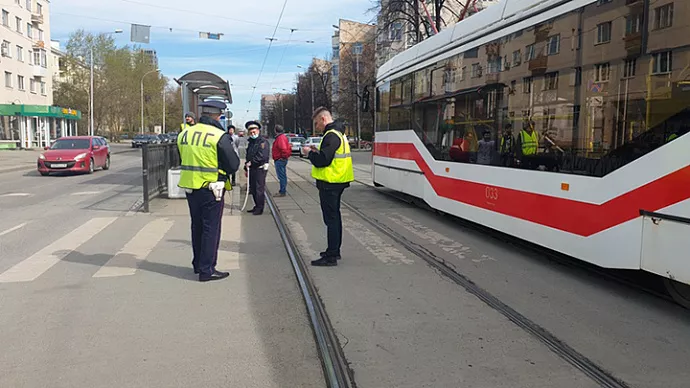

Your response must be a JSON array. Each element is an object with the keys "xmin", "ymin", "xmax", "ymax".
[{"xmin": 245, "ymin": 0, "xmax": 289, "ymax": 113}]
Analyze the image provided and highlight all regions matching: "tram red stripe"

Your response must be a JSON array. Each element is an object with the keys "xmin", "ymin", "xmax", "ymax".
[{"xmin": 374, "ymin": 143, "xmax": 690, "ymax": 236}]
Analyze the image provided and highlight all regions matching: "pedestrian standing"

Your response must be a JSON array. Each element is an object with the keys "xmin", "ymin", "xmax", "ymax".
[
  {"xmin": 227, "ymin": 125, "xmax": 240, "ymax": 186},
  {"xmin": 244, "ymin": 121, "xmax": 269, "ymax": 215},
  {"xmin": 177, "ymin": 101, "xmax": 240, "ymax": 282},
  {"xmin": 302, "ymin": 107, "xmax": 354, "ymax": 267},
  {"xmin": 272, "ymin": 124, "xmax": 292, "ymax": 197},
  {"xmin": 181, "ymin": 112, "xmax": 196, "ymax": 131}
]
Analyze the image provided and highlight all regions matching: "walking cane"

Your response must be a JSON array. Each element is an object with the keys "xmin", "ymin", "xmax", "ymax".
[{"xmin": 241, "ymin": 167, "xmax": 251, "ymax": 212}]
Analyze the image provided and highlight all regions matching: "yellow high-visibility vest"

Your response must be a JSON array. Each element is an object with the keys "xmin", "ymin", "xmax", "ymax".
[
  {"xmin": 311, "ymin": 129, "xmax": 354, "ymax": 183},
  {"xmin": 177, "ymin": 123, "xmax": 231, "ymax": 190},
  {"xmin": 520, "ymin": 130, "xmax": 539, "ymax": 156}
]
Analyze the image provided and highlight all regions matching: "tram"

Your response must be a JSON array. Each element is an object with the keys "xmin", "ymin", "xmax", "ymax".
[{"xmin": 373, "ymin": 0, "xmax": 690, "ymax": 307}]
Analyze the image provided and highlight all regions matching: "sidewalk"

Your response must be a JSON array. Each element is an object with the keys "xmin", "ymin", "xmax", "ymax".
[
  {"xmin": 265, "ymin": 160, "xmax": 600, "ymax": 388},
  {"xmin": 0, "ymin": 143, "xmax": 137, "ymax": 174}
]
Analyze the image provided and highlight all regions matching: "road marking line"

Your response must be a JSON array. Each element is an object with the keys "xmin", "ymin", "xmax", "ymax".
[
  {"xmin": 343, "ymin": 218, "xmax": 413, "ymax": 265},
  {"xmin": 93, "ymin": 218, "xmax": 174, "ymax": 278},
  {"xmin": 71, "ymin": 191, "xmax": 102, "ymax": 196},
  {"xmin": 0, "ymin": 217, "xmax": 118, "ymax": 283},
  {"xmin": 0, "ymin": 193, "xmax": 32, "ymax": 198},
  {"xmin": 216, "ymin": 216, "xmax": 241, "ymax": 271},
  {"xmin": 0, "ymin": 222, "xmax": 28, "ymax": 237}
]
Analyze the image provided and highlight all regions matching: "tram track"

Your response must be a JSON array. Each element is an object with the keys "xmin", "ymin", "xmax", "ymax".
[
  {"xmin": 265, "ymin": 189, "xmax": 355, "ymax": 388},
  {"xmin": 286, "ymin": 162, "xmax": 632, "ymax": 388}
]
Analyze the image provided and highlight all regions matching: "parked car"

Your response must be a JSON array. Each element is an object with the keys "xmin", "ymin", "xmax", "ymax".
[
  {"xmin": 289, "ymin": 137, "xmax": 305, "ymax": 154},
  {"xmin": 131, "ymin": 134, "xmax": 160, "ymax": 148},
  {"xmin": 37, "ymin": 136, "xmax": 110, "ymax": 176},
  {"xmin": 300, "ymin": 137, "xmax": 322, "ymax": 157}
]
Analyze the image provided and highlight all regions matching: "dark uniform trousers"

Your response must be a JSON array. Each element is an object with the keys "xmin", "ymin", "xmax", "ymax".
[
  {"xmin": 186, "ymin": 188, "xmax": 225, "ymax": 276},
  {"xmin": 319, "ymin": 186, "xmax": 345, "ymax": 256},
  {"xmin": 249, "ymin": 167, "xmax": 267, "ymax": 212}
]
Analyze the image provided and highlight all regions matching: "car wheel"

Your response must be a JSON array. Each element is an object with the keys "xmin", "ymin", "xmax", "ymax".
[
  {"xmin": 88, "ymin": 158, "xmax": 95, "ymax": 174},
  {"xmin": 40, "ymin": 171, "xmax": 49, "ymax": 176},
  {"xmin": 103, "ymin": 155, "xmax": 111, "ymax": 170}
]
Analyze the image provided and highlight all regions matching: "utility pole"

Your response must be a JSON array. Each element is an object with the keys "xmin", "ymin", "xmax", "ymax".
[
  {"xmin": 89, "ymin": 45, "xmax": 94, "ymax": 137},
  {"xmin": 162, "ymin": 86, "xmax": 166, "ymax": 133},
  {"xmin": 355, "ymin": 49, "xmax": 362, "ymax": 150}
]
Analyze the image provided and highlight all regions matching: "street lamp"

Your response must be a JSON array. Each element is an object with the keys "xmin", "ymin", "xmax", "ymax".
[
  {"xmin": 140, "ymin": 69, "xmax": 160, "ymax": 134},
  {"xmin": 89, "ymin": 29, "xmax": 123, "ymax": 137}
]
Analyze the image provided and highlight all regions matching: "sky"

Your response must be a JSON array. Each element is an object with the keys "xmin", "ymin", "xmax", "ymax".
[{"xmin": 49, "ymin": 0, "xmax": 375, "ymax": 127}]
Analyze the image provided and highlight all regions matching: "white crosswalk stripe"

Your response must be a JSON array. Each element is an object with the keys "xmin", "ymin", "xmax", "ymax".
[
  {"xmin": 92, "ymin": 218, "xmax": 174, "ymax": 278},
  {"xmin": 0, "ymin": 217, "xmax": 118, "ymax": 283}
]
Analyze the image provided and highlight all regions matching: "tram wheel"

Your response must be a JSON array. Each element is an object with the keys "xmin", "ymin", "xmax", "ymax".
[{"xmin": 664, "ymin": 278, "xmax": 690, "ymax": 309}]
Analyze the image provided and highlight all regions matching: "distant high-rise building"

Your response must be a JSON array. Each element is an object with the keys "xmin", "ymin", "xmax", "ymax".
[{"xmin": 141, "ymin": 49, "xmax": 158, "ymax": 67}]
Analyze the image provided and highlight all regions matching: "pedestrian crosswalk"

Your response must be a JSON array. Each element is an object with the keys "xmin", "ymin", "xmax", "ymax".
[{"xmin": 0, "ymin": 215, "xmax": 244, "ymax": 284}]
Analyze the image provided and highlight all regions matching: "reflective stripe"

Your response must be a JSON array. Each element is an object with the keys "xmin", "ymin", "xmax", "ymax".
[
  {"xmin": 333, "ymin": 153, "xmax": 352, "ymax": 158},
  {"xmin": 180, "ymin": 165, "xmax": 219, "ymax": 173}
]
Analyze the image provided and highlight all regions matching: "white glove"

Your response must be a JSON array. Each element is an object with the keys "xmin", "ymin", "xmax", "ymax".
[{"xmin": 209, "ymin": 181, "xmax": 225, "ymax": 201}]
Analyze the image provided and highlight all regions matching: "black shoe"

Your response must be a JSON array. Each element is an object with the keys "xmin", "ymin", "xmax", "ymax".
[
  {"xmin": 246, "ymin": 207, "xmax": 256, "ymax": 213},
  {"xmin": 275, "ymin": 192, "xmax": 286, "ymax": 197},
  {"xmin": 320, "ymin": 251, "xmax": 341, "ymax": 260},
  {"xmin": 311, "ymin": 257, "xmax": 338, "ymax": 266},
  {"xmin": 194, "ymin": 269, "xmax": 200, "ymax": 274},
  {"xmin": 252, "ymin": 210, "xmax": 264, "ymax": 215},
  {"xmin": 199, "ymin": 271, "xmax": 230, "ymax": 282}
]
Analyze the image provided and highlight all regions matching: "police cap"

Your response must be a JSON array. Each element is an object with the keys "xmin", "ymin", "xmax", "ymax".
[
  {"xmin": 245, "ymin": 121, "xmax": 261, "ymax": 130},
  {"xmin": 199, "ymin": 100, "xmax": 227, "ymax": 115}
]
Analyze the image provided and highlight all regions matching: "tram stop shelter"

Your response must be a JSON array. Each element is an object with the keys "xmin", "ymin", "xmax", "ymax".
[{"xmin": 174, "ymin": 71, "xmax": 232, "ymax": 125}]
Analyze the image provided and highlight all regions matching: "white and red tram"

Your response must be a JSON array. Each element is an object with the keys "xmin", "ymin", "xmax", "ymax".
[{"xmin": 373, "ymin": 0, "xmax": 690, "ymax": 306}]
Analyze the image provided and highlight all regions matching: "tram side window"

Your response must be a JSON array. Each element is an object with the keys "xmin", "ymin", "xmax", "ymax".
[{"xmin": 376, "ymin": 83, "xmax": 390, "ymax": 132}]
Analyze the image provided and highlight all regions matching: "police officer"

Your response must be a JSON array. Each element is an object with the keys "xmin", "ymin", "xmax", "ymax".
[
  {"xmin": 244, "ymin": 120, "xmax": 269, "ymax": 215},
  {"xmin": 178, "ymin": 101, "xmax": 240, "ymax": 282},
  {"xmin": 302, "ymin": 107, "xmax": 354, "ymax": 267},
  {"xmin": 181, "ymin": 112, "xmax": 196, "ymax": 130}
]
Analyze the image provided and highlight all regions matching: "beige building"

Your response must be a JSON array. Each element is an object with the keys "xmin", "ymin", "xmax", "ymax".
[{"xmin": 0, "ymin": 0, "xmax": 79, "ymax": 149}]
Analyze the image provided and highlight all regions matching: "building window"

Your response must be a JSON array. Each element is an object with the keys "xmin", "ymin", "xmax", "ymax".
[
  {"xmin": 332, "ymin": 45, "xmax": 339, "ymax": 58},
  {"xmin": 38, "ymin": 29, "xmax": 43, "ymax": 41},
  {"xmin": 460, "ymin": 66, "xmax": 466, "ymax": 81},
  {"xmin": 1, "ymin": 40, "xmax": 11, "ymax": 58},
  {"xmin": 352, "ymin": 42, "xmax": 363, "ymax": 55},
  {"xmin": 544, "ymin": 72, "xmax": 558, "ymax": 90},
  {"xmin": 652, "ymin": 51, "xmax": 672, "ymax": 74},
  {"xmin": 487, "ymin": 59, "xmax": 502, "ymax": 74},
  {"xmin": 17, "ymin": 75, "xmax": 24, "ymax": 90},
  {"xmin": 390, "ymin": 22, "xmax": 403, "ymax": 42},
  {"xmin": 471, "ymin": 63, "xmax": 481, "ymax": 78},
  {"xmin": 623, "ymin": 59, "xmax": 636, "ymax": 78},
  {"xmin": 332, "ymin": 63, "xmax": 338, "ymax": 78},
  {"xmin": 547, "ymin": 34, "xmax": 560, "ymax": 55},
  {"xmin": 2, "ymin": 9, "xmax": 8, "ymax": 27},
  {"xmin": 33, "ymin": 49, "xmax": 40, "ymax": 65},
  {"xmin": 26, "ymin": 0, "xmax": 31, "ymax": 11},
  {"xmin": 30, "ymin": 78, "xmax": 36, "ymax": 93},
  {"xmin": 597, "ymin": 22, "xmax": 612, "ymax": 44},
  {"xmin": 16, "ymin": 45, "xmax": 23, "ymax": 61},
  {"xmin": 36, "ymin": 3, "xmax": 42, "ymax": 15},
  {"xmin": 654, "ymin": 4, "xmax": 673, "ymax": 30},
  {"xmin": 625, "ymin": 14, "xmax": 642, "ymax": 35},
  {"xmin": 15, "ymin": 17, "xmax": 21, "ymax": 33},
  {"xmin": 595, "ymin": 63, "xmax": 610, "ymax": 82},
  {"xmin": 597, "ymin": 0, "xmax": 612, "ymax": 4},
  {"xmin": 512, "ymin": 50, "xmax": 521, "ymax": 66},
  {"xmin": 525, "ymin": 44, "xmax": 535, "ymax": 61},
  {"xmin": 5, "ymin": 71, "xmax": 12, "ymax": 88},
  {"xmin": 523, "ymin": 77, "xmax": 532, "ymax": 93},
  {"xmin": 26, "ymin": 23, "xmax": 32, "ymax": 39},
  {"xmin": 40, "ymin": 80, "xmax": 46, "ymax": 95}
]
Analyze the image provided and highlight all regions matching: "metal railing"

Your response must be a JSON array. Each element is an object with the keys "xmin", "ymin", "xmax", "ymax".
[{"xmin": 141, "ymin": 143, "xmax": 180, "ymax": 212}]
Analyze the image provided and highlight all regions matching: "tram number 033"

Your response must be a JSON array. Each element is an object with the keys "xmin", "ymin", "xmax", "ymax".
[{"xmin": 485, "ymin": 187, "xmax": 499, "ymax": 201}]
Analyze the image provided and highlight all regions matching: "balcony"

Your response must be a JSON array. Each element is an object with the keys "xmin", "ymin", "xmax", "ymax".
[
  {"xmin": 33, "ymin": 65, "xmax": 47, "ymax": 78},
  {"xmin": 625, "ymin": 0, "xmax": 644, "ymax": 9},
  {"xmin": 31, "ymin": 13, "xmax": 43, "ymax": 24},
  {"xmin": 528, "ymin": 55, "xmax": 548, "ymax": 75},
  {"xmin": 485, "ymin": 73, "xmax": 501, "ymax": 85},
  {"xmin": 534, "ymin": 24, "xmax": 552, "ymax": 42},
  {"xmin": 623, "ymin": 32, "xmax": 642, "ymax": 55}
]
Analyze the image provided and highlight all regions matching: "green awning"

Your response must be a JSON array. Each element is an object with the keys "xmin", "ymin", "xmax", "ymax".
[{"xmin": 0, "ymin": 104, "xmax": 82, "ymax": 120}]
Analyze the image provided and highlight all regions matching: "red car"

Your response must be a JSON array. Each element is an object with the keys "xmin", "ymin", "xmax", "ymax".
[{"xmin": 37, "ymin": 136, "xmax": 111, "ymax": 176}]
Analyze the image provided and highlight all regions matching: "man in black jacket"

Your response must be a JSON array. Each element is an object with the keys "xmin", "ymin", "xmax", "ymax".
[
  {"xmin": 244, "ymin": 121, "xmax": 270, "ymax": 215},
  {"xmin": 302, "ymin": 107, "xmax": 354, "ymax": 266}
]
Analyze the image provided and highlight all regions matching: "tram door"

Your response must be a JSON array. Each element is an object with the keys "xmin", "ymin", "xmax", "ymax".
[{"xmin": 640, "ymin": 212, "xmax": 690, "ymax": 286}]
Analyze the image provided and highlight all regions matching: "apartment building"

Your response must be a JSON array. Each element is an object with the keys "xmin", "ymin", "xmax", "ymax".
[
  {"xmin": 0, "ymin": 0, "xmax": 80, "ymax": 149},
  {"xmin": 331, "ymin": 19, "xmax": 376, "ymax": 116}
]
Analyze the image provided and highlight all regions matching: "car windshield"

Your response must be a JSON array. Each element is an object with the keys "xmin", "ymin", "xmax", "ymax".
[
  {"xmin": 309, "ymin": 138, "xmax": 321, "ymax": 143},
  {"xmin": 50, "ymin": 139, "xmax": 90, "ymax": 150},
  {"xmin": 290, "ymin": 138, "xmax": 304, "ymax": 144},
  {"xmin": 134, "ymin": 135, "xmax": 146, "ymax": 140}
]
